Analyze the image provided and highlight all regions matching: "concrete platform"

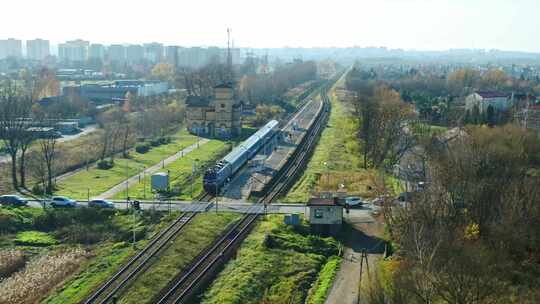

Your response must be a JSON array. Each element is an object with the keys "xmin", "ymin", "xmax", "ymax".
[{"xmin": 219, "ymin": 98, "xmax": 323, "ymax": 201}]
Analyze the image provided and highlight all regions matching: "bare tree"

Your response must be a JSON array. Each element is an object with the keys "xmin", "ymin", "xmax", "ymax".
[
  {"xmin": 39, "ymin": 133, "xmax": 57, "ymax": 194},
  {"xmin": 0, "ymin": 82, "xmax": 32, "ymax": 188}
]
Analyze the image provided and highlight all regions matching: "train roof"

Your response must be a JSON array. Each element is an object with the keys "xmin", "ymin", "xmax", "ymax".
[{"xmin": 222, "ymin": 120, "xmax": 279, "ymax": 165}]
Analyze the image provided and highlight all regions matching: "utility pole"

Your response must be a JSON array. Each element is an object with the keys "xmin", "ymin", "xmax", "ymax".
[
  {"xmin": 143, "ymin": 167, "xmax": 146, "ymax": 199},
  {"xmin": 132, "ymin": 207, "xmax": 136, "ymax": 249},
  {"xmin": 215, "ymin": 183, "xmax": 219, "ymax": 213},
  {"xmin": 357, "ymin": 249, "xmax": 370, "ymax": 304},
  {"xmin": 125, "ymin": 162, "xmax": 129, "ymax": 200},
  {"xmin": 191, "ymin": 159, "xmax": 199, "ymax": 200}
]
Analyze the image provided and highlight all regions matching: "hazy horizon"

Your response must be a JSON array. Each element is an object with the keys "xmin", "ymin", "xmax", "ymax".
[{"xmin": 1, "ymin": 0, "xmax": 540, "ymax": 52}]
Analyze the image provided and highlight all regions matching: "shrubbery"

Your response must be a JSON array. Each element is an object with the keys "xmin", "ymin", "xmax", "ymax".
[
  {"xmin": 135, "ymin": 142, "xmax": 151, "ymax": 154},
  {"xmin": 136, "ymin": 137, "xmax": 172, "ymax": 154},
  {"xmin": 14, "ymin": 231, "xmax": 58, "ymax": 246},
  {"xmin": 97, "ymin": 159, "xmax": 114, "ymax": 170},
  {"xmin": 31, "ymin": 184, "xmax": 45, "ymax": 195}
]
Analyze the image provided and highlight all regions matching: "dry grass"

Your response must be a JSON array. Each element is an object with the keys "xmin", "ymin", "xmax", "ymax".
[
  {"xmin": 316, "ymin": 171, "xmax": 378, "ymax": 198},
  {"xmin": 0, "ymin": 248, "xmax": 91, "ymax": 304},
  {"xmin": 0, "ymin": 250, "xmax": 25, "ymax": 278}
]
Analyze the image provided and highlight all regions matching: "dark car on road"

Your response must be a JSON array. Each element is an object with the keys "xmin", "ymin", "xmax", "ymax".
[
  {"xmin": 0, "ymin": 195, "xmax": 29, "ymax": 206},
  {"xmin": 88, "ymin": 199, "xmax": 115, "ymax": 209}
]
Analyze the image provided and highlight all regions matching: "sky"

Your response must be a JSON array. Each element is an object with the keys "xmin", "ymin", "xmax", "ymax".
[{"xmin": 1, "ymin": 0, "xmax": 539, "ymax": 52}]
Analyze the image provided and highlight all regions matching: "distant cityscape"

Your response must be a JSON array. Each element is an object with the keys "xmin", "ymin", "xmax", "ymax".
[{"xmin": 0, "ymin": 37, "xmax": 242, "ymax": 68}]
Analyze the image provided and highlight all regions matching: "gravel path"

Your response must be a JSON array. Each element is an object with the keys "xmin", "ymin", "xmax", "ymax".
[{"xmin": 325, "ymin": 212, "xmax": 385, "ymax": 304}]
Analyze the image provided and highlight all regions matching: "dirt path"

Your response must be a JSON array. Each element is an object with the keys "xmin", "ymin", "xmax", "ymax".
[
  {"xmin": 95, "ymin": 139, "xmax": 210, "ymax": 199},
  {"xmin": 325, "ymin": 211, "xmax": 385, "ymax": 304}
]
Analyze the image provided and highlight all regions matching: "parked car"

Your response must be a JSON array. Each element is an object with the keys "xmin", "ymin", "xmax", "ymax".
[
  {"xmin": 88, "ymin": 199, "xmax": 115, "ymax": 209},
  {"xmin": 50, "ymin": 196, "xmax": 78, "ymax": 208},
  {"xmin": 344, "ymin": 196, "xmax": 365, "ymax": 208},
  {"xmin": 0, "ymin": 195, "xmax": 28, "ymax": 206}
]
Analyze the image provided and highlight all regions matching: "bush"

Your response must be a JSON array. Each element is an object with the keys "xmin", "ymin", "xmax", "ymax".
[
  {"xmin": 0, "ymin": 208, "xmax": 42, "ymax": 234},
  {"xmin": 159, "ymin": 137, "xmax": 171, "ymax": 145},
  {"xmin": 55, "ymin": 224, "xmax": 106, "ymax": 244},
  {"xmin": 150, "ymin": 138, "xmax": 161, "ymax": 147},
  {"xmin": 14, "ymin": 231, "xmax": 58, "ymax": 246},
  {"xmin": 31, "ymin": 184, "xmax": 45, "ymax": 195},
  {"xmin": 97, "ymin": 159, "xmax": 114, "ymax": 170},
  {"xmin": 135, "ymin": 142, "xmax": 151, "ymax": 154}
]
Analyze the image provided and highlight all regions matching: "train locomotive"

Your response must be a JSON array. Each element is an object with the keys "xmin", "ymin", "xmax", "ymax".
[{"xmin": 203, "ymin": 120, "xmax": 280, "ymax": 194}]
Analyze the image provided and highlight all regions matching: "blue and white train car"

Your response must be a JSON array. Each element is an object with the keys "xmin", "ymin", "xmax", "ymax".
[{"xmin": 203, "ymin": 120, "xmax": 279, "ymax": 194}]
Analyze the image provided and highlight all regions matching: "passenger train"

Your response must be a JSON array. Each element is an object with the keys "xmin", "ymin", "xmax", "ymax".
[{"xmin": 203, "ymin": 120, "xmax": 280, "ymax": 194}]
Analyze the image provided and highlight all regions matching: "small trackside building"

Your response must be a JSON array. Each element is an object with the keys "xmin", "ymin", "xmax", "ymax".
[{"xmin": 307, "ymin": 197, "xmax": 343, "ymax": 236}]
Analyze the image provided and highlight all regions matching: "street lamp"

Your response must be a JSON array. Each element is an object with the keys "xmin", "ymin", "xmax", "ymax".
[
  {"xmin": 323, "ymin": 161, "xmax": 330, "ymax": 189},
  {"xmin": 143, "ymin": 166, "xmax": 146, "ymax": 199},
  {"xmin": 125, "ymin": 162, "xmax": 129, "ymax": 201}
]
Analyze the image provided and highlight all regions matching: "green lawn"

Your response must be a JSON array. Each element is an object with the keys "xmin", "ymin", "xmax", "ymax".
[
  {"xmin": 200, "ymin": 215, "xmax": 339, "ymax": 304},
  {"xmin": 113, "ymin": 140, "xmax": 230, "ymax": 200},
  {"xmin": 283, "ymin": 75, "xmax": 375, "ymax": 203},
  {"xmin": 119, "ymin": 213, "xmax": 241, "ymax": 304},
  {"xmin": 55, "ymin": 130, "xmax": 199, "ymax": 199}
]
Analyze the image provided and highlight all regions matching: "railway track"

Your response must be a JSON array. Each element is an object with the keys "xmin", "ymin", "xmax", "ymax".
[
  {"xmin": 82, "ymin": 211, "xmax": 200, "ymax": 304},
  {"xmin": 83, "ymin": 80, "xmax": 335, "ymax": 304},
  {"xmin": 153, "ymin": 81, "xmax": 335, "ymax": 304}
]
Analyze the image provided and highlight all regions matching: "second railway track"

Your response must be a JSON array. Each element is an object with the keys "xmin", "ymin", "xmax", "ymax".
[{"xmin": 82, "ymin": 198, "xmax": 209, "ymax": 304}]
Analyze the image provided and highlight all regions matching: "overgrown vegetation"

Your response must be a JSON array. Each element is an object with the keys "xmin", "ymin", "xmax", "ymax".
[
  {"xmin": 284, "ymin": 75, "xmax": 375, "ymax": 203},
  {"xmin": 0, "ymin": 205, "xmax": 174, "ymax": 303},
  {"xmin": 305, "ymin": 256, "xmax": 341, "ymax": 304},
  {"xmin": 14, "ymin": 231, "xmax": 58, "ymax": 246},
  {"xmin": 0, "ymin": 249, "xmax": 25, "ymax": 278},
  {"xmin": 0, "ymin": 248, "xmax": 90, "ymax": 304},
  {"xmin": 200, "ymin": 215, "xmax": 339, "ymax": 304}
]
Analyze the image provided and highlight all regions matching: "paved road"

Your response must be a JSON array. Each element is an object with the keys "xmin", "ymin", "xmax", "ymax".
[
  {"xmin": 95, "ymin": 138, "xmax": 210, "ymax": 199},
  {"xmin": 24, "ymin": 198, "xmax": 377, "ymax": 216}
]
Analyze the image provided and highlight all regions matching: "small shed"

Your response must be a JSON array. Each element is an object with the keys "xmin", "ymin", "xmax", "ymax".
[
  {"xmin": 151, "ymin": 172, "xmax": 169, "ymax": 191},
  {"xmin": 307, "ymin": 197, "xmax": 343, "ymax": 236}
]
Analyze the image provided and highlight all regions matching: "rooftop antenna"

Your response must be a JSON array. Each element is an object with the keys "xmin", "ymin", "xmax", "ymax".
[{"xmin": 227, "ymin": 28, "xmax": 233, "ymax": 84}]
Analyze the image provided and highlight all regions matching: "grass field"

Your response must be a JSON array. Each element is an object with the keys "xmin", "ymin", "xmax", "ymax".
[
  {"xmin": 55, "ymin": 130, "xmax": 199, "ymax": 199},
  {"xmin": 200, "ymin": 215, "xmax": 339, "ymax": 304},
  {"xmin": 118, "ymin": 212, "xmax": 241, "ymax": 304},
  {"xmin": 283, "ymin": 75, "xmax": 378, "ymax": 203},
  {"xmin": 112, "ymin": 140, "xmax": 229, "ymax": 200}
]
